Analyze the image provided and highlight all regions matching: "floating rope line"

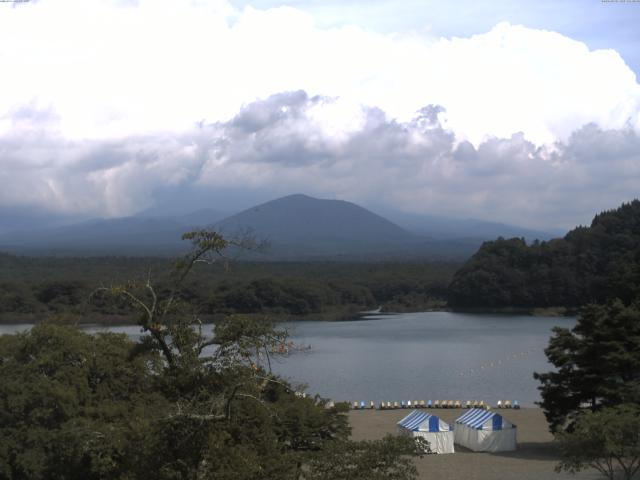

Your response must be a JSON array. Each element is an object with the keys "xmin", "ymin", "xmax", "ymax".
[{"xmin": 457, "ymin": 346, "xmax": 541, "ymax": 377}]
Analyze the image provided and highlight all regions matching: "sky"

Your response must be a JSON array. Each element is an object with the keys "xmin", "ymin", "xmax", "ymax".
[{"xmin": 1, "ymin": 0, "xmax": 639, "ymax": 230}]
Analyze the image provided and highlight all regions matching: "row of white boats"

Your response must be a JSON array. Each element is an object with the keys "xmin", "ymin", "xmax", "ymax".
[{"xmin": 350, "ymin": 399, "xmax": 521, "ymax": 410}]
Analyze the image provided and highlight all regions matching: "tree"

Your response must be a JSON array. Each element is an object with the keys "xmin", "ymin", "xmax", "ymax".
[
  {"xmin": 555, "ymin": 404, "xmax": 640, "ymax": 480},
  {"xmin": 534, "ymin": 300, "xmax": 640, "ymax": 432},
  {"xmin": 305, "ymin": 435, "xmax": 428, "ymax": 480},
  {"xmin": 0, "ymin": 323, "xmax": 167, "ymax": 480},
  {"xmin": 448, "ymin": 199, "xmax": 640, "ymax": 309},
  {"xmin": 1, "ymin": 229, "xmax": 425, "ymax": 479}
]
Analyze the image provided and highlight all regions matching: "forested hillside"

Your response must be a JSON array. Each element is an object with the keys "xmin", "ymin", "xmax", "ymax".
[
  {"xmin": 448, "ymin": 200, "xmax": 640, "ymax": 308},
  {"xmin": 0, "ymin": 255, "xmax": 456, "ymax": 323}
]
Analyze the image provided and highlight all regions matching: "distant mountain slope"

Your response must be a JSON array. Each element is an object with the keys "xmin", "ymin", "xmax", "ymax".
[
  {"xmin": 0, "ymin": 195, "xmax": 426, "ymax": 258},
  {"xmin": 213, "ymin": 194, "xmax": 433, "ymax": 259},
  {"xmin": 0, "ymin": 206, "xmax": 87, "ymax": 235},
  {"xmin": 0, "ymin": 217, "xmax": 189, "ymax": 255},
  {"xmin": 176, "ymin": 208, "xmax": 228, "ymax": 227},
  {"xmin": 135, "ymin": 207, "xmax": 228, "ymax": 227},
  {"xmin": 216, "ymin": 194, "xmax": 414, "ymax": 244},
  {"xmin": 0, "ymin": 194, "xmax": 559, "ymax": 260},
  {"xmin": 0, "ymin": 207, "xmax": 230, "ymax": 256},
  {"xmin": 384, "ymin": 210, "xmax": 560, "ymax": 242},
  {"xmin": 448, "ymin": 200, "xmax": 640, "ymax": 308}
]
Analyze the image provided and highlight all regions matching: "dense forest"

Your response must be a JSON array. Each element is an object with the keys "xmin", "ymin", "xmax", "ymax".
[
  {"xmin": 0, "ymin": 231, "xmax": 426, "ymax": 479},
  {"xmin": 449, "ymin": 200, "xmax": 640, "ymax": 309},
  {"xmin": 0, "ymin": 254, "xmax": 456, "ymax": 323},
  {"xmin": 3, "ymin": 200, "xmax": 640, "ymax": 321}
]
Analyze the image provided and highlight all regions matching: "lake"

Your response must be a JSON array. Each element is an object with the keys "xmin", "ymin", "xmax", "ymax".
[
  {"xmin": 0, "ymin": 312, "xmax": 574, "ymax": 406},
  {"xmin": 275, "ymin": 312, "xmax": 573, "ymax": 406}
]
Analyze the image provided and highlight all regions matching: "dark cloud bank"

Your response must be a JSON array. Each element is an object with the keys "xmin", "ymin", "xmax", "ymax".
[{"xmin": 1, "ymin": 91, "xmax": 639, "ymax": 230}]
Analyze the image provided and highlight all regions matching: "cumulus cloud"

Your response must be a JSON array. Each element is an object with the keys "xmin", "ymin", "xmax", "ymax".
[
  {"xmin": 0, "ymin": 1, "xmax": 638, "ymax": 145},
  {"xmin": 1, "ymin": 91, "xmax": 639, "ymax": 229},
  {"xmin": 1, "ymin": 1, "xmax": 640, "ymax": 229}
]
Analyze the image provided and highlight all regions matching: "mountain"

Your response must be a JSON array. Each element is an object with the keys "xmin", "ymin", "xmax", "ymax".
[
  {"xmin": 135, "ymin": 207, "xmax": 229, "ymax": 227},
  {"xmin": 214, "ymin": 194, "xmax": 456, "ymax": 259},
  {"xmin": 0, "ymin": 194, "xmax": 559, "ymax": 259},
  {"xmin": 215, "ymin": 194, "xmax": 412, "ymax": 247},
  {"xmin": 0, "ymin": 206, "xmax": 87, "ymax": 236},
  {"xmin": 382, "ymin": 210, "xmax": 560, "ymax": 242},
  {"xmin": 0, "ymin": 194, "xmax": 468, "ymax": 259},
  {"xmin": 0, "ymin": 217, "xmax": 189, "ymax": 256},
  {"xmin": 0, "ymin": 207, "xmax": 231, "ymax": 256},
  {"xmin": 212, "ymin": 194, "xmax": 519, "ymax": 260},
  {"xmin": 176, "ymin": 208, "xmax": 229, "ymax": 227}
]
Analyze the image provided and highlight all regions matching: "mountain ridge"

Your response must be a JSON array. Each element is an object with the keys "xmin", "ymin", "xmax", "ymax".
[
  {"xmin": 0, "ymin": 194, "xmax": 558, "ymax": 259},
  {"xmin": 215, "ymin": 194, "xmax": 417, "ymax": 244}
]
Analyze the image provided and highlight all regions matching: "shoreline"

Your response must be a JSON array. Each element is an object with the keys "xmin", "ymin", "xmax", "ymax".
[
  {"xmin": 447, "ymin": 306, "xmax": 578, "ymax": 317},
  {"xmin": 0, "ymin": 305, "xmax": 577, "ymax": 326}
]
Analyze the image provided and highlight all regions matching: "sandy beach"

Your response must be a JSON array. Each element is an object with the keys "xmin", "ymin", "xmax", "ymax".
[{"xmin": 348, "ymin": 408, "xmax": 602, "ymax": 480}]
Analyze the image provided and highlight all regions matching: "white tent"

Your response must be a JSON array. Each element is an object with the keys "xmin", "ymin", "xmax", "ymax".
[
  {"xmin": 397, "ymin": 410, "xmax": 455, "ymax": 454},
  {"xmin": 454, "ymin": 409, "xmax": 517, "ymax": 452}
]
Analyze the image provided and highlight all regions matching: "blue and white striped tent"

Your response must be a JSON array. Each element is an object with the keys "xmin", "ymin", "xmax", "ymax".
[
  {"xmin": 397, "ymin": 410, "xmax": 454, "ymax": 454},
  {"xmin": 454, "ymin": 409, "xmax": 517, "ymax": 452}
]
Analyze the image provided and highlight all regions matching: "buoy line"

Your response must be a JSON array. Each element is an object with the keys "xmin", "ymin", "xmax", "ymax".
[{"xmin": 456, "ymin": 346, "xmax": 541, "ymax": 377}]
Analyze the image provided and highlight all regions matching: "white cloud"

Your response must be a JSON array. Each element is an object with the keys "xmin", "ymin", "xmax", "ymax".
[
  {"xmin": 0, "ymin": 1, "xmax": 638, "ymax": 145},
  {"xmin": 1, "ymin": 1, "xmax": 640, "ymax": 228},
  {"xmin": 1, "ymin": 92, "xmax": 639, "ymax": 230}
]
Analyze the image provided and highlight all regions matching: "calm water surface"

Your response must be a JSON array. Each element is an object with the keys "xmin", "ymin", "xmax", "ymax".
[
  {"xmin": 0, "ymin": 312, "xmax": 574, "ymax": 406},
  {"xmin": 273, "ymin": 312, "xmax": 574, "ymax": 406}
]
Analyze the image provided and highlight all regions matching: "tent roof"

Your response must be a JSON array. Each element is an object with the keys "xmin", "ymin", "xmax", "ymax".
[
  {"xmin": 455, "ymin": 409, "xmax": 514, "ymax": 430},
  {"xmin": 397, "ymin": 410, "xmax": 451, "ymax": 432}
]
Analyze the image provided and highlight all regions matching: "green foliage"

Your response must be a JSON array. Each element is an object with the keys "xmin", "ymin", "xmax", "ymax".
[
  {"xmin": 305, "ymin": 435, "xmax": 427, "ymax": 480},
  {"xmin": 534, "ymin": 300, "xmax": 640, "ymax": 432},
  {"xmin": 0, "ymin": 255, "xmax": 457, "ymax": 323},
  {"xmin": 207, "ymin": 277, "xmax": 375, "ymax": 316},
  {"xmin": 449, "ymin": 200, "xmax": 640, "ymax": 308},
  {"xmin": 555, "ymin": 404, "xmax": 640, "ymax": 480},
  {"xmin": 0, "ymin": 314, "xmax": 418, "ymax": 479},
  {"xmin": 0, "ymin": 231, "xmax": 426, "ymax": 479},
  {"xmin": 0, "ymin": 323, "xmax": 166, "ymax": 480},
  {"xmin": 35, "ymin": 281, "xmax": 85, "ymax": 307},
  {"xmin": 0, "ymin": 282, "xmax": 36, "ymax": 314}
]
